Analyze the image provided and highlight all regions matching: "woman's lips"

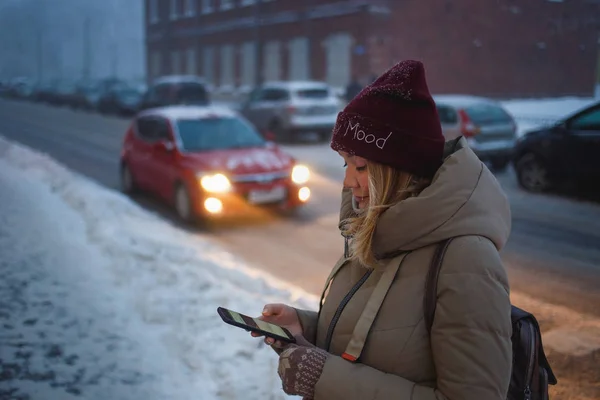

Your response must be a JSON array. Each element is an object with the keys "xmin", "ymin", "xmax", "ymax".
[{"xmin": 354, "ymin": 195, "xmax": 368, "ymax": 203}]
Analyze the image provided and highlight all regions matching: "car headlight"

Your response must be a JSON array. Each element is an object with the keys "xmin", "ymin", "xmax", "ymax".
[
  {"xmin": 198, "ymin": 173, "xmax": 231, "ymax": 193},
  {"xmin": 291, "ymin": 165, "xmax": 310, "ymax": 184}
]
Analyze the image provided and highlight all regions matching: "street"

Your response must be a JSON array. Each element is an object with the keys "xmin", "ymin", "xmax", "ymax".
[{"xmin": 1, "ymin": 98, "xmax": 600, "ymax": 317}]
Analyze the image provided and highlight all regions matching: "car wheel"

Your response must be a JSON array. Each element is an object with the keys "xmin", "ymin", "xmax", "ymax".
[
  {"xmin": 120, "ymin": 163, "xmax": 138, "ymax": 194},
  {"xmin": 490, "ymin": 157, "xmax": 510, "ymax": 172},
  {"xmin": 277, "ymin": 204, "xmax": 303, "ymax": 218},
  {"xmin": 174, "ymin": 183, "xmax": 195, "ymax": 223},
  {"xmin": 269, "ymin": 120, "xmax": 292, "ymax": 143},
  {"xmin": 516, "ymin": 153, "xmax": 551, "ymax": 192},
  {"xmin": 319, "ymin": 131, "xmax": 331, "ymax": 143}
]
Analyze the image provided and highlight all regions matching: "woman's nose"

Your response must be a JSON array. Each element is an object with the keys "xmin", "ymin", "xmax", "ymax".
[{"xmin": 343, "ymin": 169, "xmax": 358, "ymax": 189}]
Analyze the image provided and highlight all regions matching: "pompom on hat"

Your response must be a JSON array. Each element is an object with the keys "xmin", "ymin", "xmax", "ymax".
[{"xmin": 330, "ymin": 60, "xmax": 445, "ymax": 178}]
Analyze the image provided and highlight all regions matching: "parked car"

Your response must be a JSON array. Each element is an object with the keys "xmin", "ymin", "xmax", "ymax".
[
  {"xmin": 5, "ymin": 78, "xmax": 35, "ymax": 100},
  {"xmin": 138, "ymin": 75, "xmax": 210, "ymax": 111},
  {"xmin": 53, "ymin": 81, "xmax": 80, "ymax": 108},
  {"xmin": 512, "ymin": 101, "xmax": 600, "ymax": 192},
  {"xmin": 239, "ymin": 81, "xmax": 341, "ymax": 143},
  {"xmin": 97, "ymin": 86, "xmax": 143, "ymax": 116},
  {"xmin": 433, "ymin": 95, "xmax": 517, "ymax": 170},
  {"xmin": 72, "ymin": 82, "xmax": 103, "ymax": 111},
  {"xmin": 32, "ymin": 82, "xmax": 58, "ymax": 103},
  {"xmin": 119, "ymin": 105, "xmax": 311, "ymax": 223}
]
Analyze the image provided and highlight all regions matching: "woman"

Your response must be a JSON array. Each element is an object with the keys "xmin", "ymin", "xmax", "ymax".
[{"xmin": 253, "ymin": 60, "xmax": 513, "ymax": 400}]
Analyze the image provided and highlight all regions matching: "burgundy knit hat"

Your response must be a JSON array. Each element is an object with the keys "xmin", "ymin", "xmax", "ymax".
[{"xmin": 331, "ymin": 60, "xmax": 445, "ymax": 178}]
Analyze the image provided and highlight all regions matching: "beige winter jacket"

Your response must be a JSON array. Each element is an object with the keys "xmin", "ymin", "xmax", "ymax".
[{"xmin": 295, "ymin": 137, "xmax": 513, "ymax": 400}]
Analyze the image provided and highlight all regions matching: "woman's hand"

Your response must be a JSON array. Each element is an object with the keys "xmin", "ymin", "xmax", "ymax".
[{"xmin": 251, "ymin": 303, "xmax": 303, "ymax": 348}]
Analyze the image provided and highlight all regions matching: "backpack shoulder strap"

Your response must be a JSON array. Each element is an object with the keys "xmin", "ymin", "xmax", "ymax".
[
  {"xmin": 424, "ymin": 238, "xmax": 454, "ymax": 333},
  {"xmin": 511, "ymin": 306, "xmax": 558, "ymax": 385},
  {"xmin": 342, "ymin": 252, "xmax": 410, "ymax": 362}
]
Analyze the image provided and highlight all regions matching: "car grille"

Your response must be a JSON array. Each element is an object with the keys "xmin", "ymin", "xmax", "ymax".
[
  {"xmin": 306, "ymin": 105, "xmax": 337, "ymax": 115},
  {"xmin": 230, "ymin": 171, "xmax": 290, "ymax": 184}
]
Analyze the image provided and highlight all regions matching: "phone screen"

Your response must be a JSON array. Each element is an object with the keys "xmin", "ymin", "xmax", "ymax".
[{"xmin": 219, "ymin": 308, "xmax": 294, "ymax": 341}]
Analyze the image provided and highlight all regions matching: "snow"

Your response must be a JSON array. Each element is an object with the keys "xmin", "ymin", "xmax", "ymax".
[
  {"xmin": 262, "ymin": 81, "xmax": 331, "ymax": 91},
  {"xmin": 223, "ymin": 148, "xmax": 292, "ymax": 171},
  {"xmin": 0, "ymin": 135, "xmax": 318, "ymax": 400},
  {"xmin": 141, "ymin": 105, "xmax": 239, "ymax": 121}
]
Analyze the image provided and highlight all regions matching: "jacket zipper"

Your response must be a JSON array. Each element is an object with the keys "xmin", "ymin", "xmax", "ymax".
[
  {"xmin": 323, "ymin": 268, "xmax": 373, "ymax": 352},
  {"xmin": 524, "ymin": 323, "xmax": 536, "ymax": 400},
  {"xmin": 343, "ymin": 235, "xmax": 349, "ymax": 258}
]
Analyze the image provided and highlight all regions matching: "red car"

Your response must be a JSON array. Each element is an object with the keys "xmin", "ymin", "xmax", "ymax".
[{"xmin": 119, "ymin": 105, "xmax": 311, "ymax": 222}]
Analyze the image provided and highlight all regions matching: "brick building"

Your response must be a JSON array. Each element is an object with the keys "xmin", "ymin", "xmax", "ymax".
[{"xmin": 145, "ymin": 0, "xmax": 600, "ymax": 98}]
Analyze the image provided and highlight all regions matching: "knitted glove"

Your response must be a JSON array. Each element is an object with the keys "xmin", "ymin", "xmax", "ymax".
[
  {"xmin": 269, "ymin": 334, "xmax": 314, "ymax": 355},
  {"xmin": 277, "ymin": 344, "xmax": 329, "ymax": 399}
]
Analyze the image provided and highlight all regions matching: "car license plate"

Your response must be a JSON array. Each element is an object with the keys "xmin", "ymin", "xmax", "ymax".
[{"xmin": 248, "ymin": 186, "xmax": 287, "ymax": 204}]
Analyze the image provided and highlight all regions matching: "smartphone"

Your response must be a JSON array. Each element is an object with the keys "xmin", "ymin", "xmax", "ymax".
[{"xmin": 217, "ymin": 307, "xmax": 296, "ymax": 344}]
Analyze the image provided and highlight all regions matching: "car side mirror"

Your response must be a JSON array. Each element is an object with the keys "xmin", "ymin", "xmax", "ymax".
[
  {"xmin": 154, "ymin": 140, "xmax": 174, "ymax": 152},
  {"xmin": 263, "ymin": 131, "xmax": 276, "ymax": 141},
  {"xmin": 555, "ymin": 121, "xmax": 569, "ymax": 132}
]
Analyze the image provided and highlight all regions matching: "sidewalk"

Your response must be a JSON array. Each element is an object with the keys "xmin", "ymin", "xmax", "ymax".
[
  {"xmin": 0, "ymin": 157, "xmax": 202, "ymax": 400},
  {"xmin": 510, "ymin": 293, "xmax": 600, "ymax": 400}
]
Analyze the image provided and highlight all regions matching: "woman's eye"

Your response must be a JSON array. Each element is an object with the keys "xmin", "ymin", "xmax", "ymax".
[
  {"xmin": 343, "ymin": 162, "xmax": 347, "ymax": 168},
  {"xmin": 356, "ymin": 165, "xmax": 367, "ymax": 172}
]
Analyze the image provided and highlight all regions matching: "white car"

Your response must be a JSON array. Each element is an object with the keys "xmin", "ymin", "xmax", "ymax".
[
  {"xmin": 434, "ymin": 95, "xmax": 517, "ymax": 171},
  {"xmin": 239, "ymin": 81, "xmax": 342, "ymax": 143}
]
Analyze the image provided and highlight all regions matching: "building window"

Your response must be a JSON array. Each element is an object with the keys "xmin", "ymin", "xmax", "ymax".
[
  {"xmin": 151, "ymin": 51, "xmax": 162, "ymax": 78},
  {"xmin": 220, "ymin": 0, "xmax": 234, "ymax": 11},
  {"xmin": 324, "ymin": 33, "xmax": 352, "ymax": 88},
  {"xmin": 220, "ymin": 45, "xmax": 235, "ymax": 87},
  {"xmin": 288, "ymin": 37, "xmax": 309, "ymax": 81},
  {"xmin": 202, "ymin": 0, "xmax": 213, "ymax": 14},
  {"xmin": 203, "ymin": 46, "xmax": 215, "ymax": 84},
  {"xmin": 170, "ymin": 0, "xmax": 179, "ymax": 20},
  {"xmin": 186, "ymin": 48, "xmax": 197, "ymax": 74},
  {"xmin": 171, "ymin": 50, "xmax": 181, "ymax": 74},
  {"xmin": 184, "ymin": 0, "xmax": 196, "ymax": 17},
  {"xmin": 149, "ymin": 0, "xmax": 159, "ymax": 23},
  {"xmin": 240, "ymin": 0, "xmax": 256, "ymax": 6},
  {"xmin": 241, "ymin": 41, "xmax": 257, "ymax": 87},
  {"xmin": 263, "ymin": 41, "xmax": 281, "ymax": 81}
]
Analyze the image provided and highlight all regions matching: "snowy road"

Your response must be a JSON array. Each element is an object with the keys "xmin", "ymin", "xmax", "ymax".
[
  {"xmin": 0, "ymin": 139, "xmax": 314, "ymax": 399},
  {"xmin": 0, "ymin": 99, "xmax": 599, "ymax": 318}
]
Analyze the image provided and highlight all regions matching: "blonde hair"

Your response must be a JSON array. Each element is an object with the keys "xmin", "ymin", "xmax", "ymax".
[{"xmin": 341, "ymin": 160, "xmax": 430, "ymax": 268}]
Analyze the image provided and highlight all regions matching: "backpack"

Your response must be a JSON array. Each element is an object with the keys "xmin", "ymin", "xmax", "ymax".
[{"xmin": 425, "ymin": 238, "xmax": 558, "ymax": 400}]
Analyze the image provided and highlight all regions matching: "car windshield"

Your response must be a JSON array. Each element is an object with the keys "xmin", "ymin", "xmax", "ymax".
[
  {"xmin": 177, "ymin": 117, "xmax": 266, "ymax": 151},
  {"xmin": 163, "ymin": 82, "xmax": 209, "ymax": 105},
  {"xmin": 465, "ymin": 104, "xmax": 513, "ymax": 125},
  {"xmin": 83, "ymin": 86, "xmax": 100, "ymax": 95},
  {"xmin": 116, "ymin": 88, "xmax": 141, "ymax": 97},
  {"xmin": 295, "ymin": 88, "xmax": 330, "ymax": 99}
]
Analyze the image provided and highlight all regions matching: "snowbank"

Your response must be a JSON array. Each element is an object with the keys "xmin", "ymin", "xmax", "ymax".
[
  {"xmin": 501, "ymin": 97, "xmax": 596, "ymax": 136},
  {"xmin": 0, "ymin": 135, "xmax": 318, "ymax": 399}
]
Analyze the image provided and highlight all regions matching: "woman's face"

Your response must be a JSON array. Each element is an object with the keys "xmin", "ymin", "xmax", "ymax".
[{"xmin": 340, "ymin": 151, "xmax": 370, "ymax": 209}]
